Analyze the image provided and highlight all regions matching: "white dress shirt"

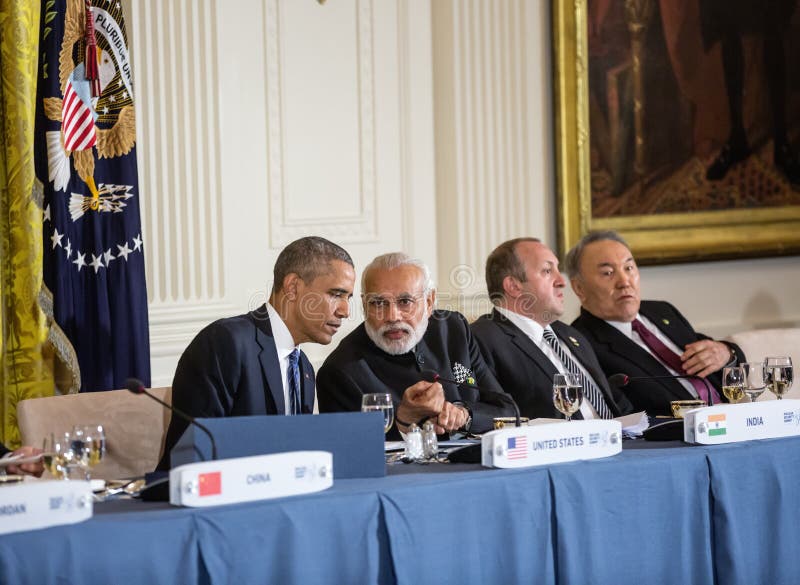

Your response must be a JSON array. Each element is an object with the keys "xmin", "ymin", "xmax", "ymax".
[
  {"xmin": 266, "ymin": 302, "xmax": 299, "ymax": 414},
  {"xmin": 496, "ymin": 307, "xmax": 600, "ymax": 419},
  {"xmin": 606, "ymin": 314, "xmax": 699, "ymax": 398}
]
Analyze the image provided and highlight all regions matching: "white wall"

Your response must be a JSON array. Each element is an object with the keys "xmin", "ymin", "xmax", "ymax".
[{"xmin": 128, "ymin": 0, "xmax": 799, "ymax": 386}]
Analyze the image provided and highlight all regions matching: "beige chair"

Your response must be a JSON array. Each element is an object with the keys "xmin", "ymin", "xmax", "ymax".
[
  {"xmin": 17, "ymin": 387, "xmax": 172, "ymax": 480},
  {"xmin": 725, "ymin": 328, "xmax": 800, "ymax": 401}
]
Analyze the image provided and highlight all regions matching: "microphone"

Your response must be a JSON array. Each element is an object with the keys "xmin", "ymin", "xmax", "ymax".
[
  {"xmin": 420, "ymin": 369, "xmax": 479, "ymax": 389},
  {"xmin": 125, "ymin": 378, "xmax": 218, "ymax": 461},
  {"xmin": 420, "ymin": 369, "xmax": 521, "ymax": 427},
  {"xmin": 609, "ymin": 373, "xmax": 716, "ymax": 406}
]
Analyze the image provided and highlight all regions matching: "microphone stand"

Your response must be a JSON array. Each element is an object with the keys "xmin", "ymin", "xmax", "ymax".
[{"xmin": 126, "ymin": 380, "xmax": 218, "ymax": 461}]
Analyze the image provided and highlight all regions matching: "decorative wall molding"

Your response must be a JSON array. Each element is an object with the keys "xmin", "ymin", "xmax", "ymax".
[
  {"xmin": 147, "ymin": 303, "xmax": 239, "ymax": 357},
  {"xmin": 433, "ymin": 0, "xmax": 535, "ymax": 301},
  {"xmin": 132, "ymin": 0, "xmax": 225, "ymax": 305},
  {"xmin": 264, "ymin": 0, "xmax": 378, "ymax": 246}
]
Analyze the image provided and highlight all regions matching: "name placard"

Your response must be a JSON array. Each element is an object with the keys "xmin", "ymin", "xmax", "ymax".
[
  {"xmin": 684, "ymin": 399, "xmax": 800, "ymax": 444},
  {"xmin": 0, "ymin": 480, "xmax": 92, "ymax": 536},
  {"xmin": 169, "ymin": 451, "xmax": 333, "ymax": 507},
  {"xmin": 481, "ymin": 420, "xmax": 622, "ymax": 469}
]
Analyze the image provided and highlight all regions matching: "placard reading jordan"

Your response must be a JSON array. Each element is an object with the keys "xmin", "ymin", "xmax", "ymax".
[{"xmin": 35, "ymin": 0, "xmax": 150, "ymax": 392}]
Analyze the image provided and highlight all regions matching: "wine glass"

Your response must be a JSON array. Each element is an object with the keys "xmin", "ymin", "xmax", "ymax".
[
  {"xmin": 42, "ymin": 432, "xmax": 76, "ymax": 480},
  {"xmin": 361, "ymin": 393, "xmax": 395, "ymax": 434},
  {"xmin": 81, "ymin": 425, "xmax": 106, "ymax": 468},
  {"xmin": 741, "ymin": 362, "xmax": 768, "ymax": 403},
  {"xmin": 553, "ymin": 373, "xmax": 583, "ymax": 422},
  {"xmin": 765, "ymin": 356, "xmax": 794, "ymax": 400},
  {"xmin": 67, "ymin": 428, "xmax": 92, "ymax": 480},
  {"xmin": 76, "ymin": 425, "xmax": 106, "ymax": 469},
  {"xmin": 721, "ymin": 366, "xmax": 745, "ymax": 403},
  {"xmin": 42, "ymin": 434, "xmax": 63, "ymax": 479}
]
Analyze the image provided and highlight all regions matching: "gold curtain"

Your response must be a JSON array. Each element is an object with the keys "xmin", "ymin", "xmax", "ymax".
[{"xmin": 0, "ymin": 0, "xmax": 53, "ymax": 448}]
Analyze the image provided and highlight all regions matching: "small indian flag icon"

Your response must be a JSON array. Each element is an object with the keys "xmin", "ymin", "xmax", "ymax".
[{"xmin": 708, "ymin": 414, "xmax": 727, "ymax": 436}]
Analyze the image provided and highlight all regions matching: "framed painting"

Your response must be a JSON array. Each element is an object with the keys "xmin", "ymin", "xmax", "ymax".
[{"xmin": 553, "ymin": 0, "xmax": 800, "ymax": 264}]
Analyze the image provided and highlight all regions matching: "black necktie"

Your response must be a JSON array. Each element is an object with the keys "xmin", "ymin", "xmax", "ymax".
[
  {"xmin": 542, "ymin": 328, "xmax": 613, "ymax": 419},
  {"xmin": 287, "ymin": 348, "xmax": 301, "ymax": 415}
]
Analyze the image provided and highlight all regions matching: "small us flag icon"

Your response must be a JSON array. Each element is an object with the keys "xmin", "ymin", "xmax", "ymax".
[{"xmin": 507, "ymin": 436, "xmax": 528, "ymax": 460}]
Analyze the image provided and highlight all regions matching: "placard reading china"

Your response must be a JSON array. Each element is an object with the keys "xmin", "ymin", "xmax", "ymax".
[{"xmin": 553, "ymin": 0, "xmax": 800, "ymax": 263}]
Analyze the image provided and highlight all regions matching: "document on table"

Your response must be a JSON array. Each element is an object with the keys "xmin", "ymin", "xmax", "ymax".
[
  {"xmin": 385, "ymin": 439, "xmax": 480, "ymax": 452},
  {"xmin": 527, "ymin": 412, "xmax": 649, "ymax": 436},
  {"xmin": 0, "ymin": 452, "xmax": 42, "ymax": 467},
  {"xmin": 618, "ymin": 411, "xmax": 649, "ymax": 437}
]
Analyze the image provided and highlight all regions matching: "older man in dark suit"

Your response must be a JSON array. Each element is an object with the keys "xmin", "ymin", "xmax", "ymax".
[
  {"xmin": 566, "ymin": 231, "xmax": 744, "ymax": 416},
  {"xmin": 472, "ymin": 238, "xmax": 633, "ymax": 421},
  {"xmin": 157, "ymin": 236, "xmax": 355, "ymax": 469},
  {"xmin": 317, "ymin": 252, "xmax": 517, "ymax": 440}
]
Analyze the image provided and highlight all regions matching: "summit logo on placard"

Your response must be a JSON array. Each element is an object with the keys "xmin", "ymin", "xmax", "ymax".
[{"xmin": 783, "ymin": 410, "xmax": 800, "ymax": 425}]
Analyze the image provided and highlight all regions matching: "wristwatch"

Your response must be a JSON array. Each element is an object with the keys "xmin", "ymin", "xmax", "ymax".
[
  {"xmin": 454, "ymin": 403, "xmax": 472, "ymax": 432},
  {"xmin": 724, "ymin": 345, "xmax": 737, "ymax": 367}
]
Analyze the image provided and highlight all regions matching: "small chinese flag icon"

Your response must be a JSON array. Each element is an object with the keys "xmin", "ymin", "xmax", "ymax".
[{"xmin": 198, "ymin": 471, "xmax": 222, "ymax": 496}]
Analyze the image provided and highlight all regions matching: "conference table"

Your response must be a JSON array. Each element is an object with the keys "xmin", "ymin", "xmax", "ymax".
[{"xmin": 2, "ymin": 436, "xmax": 799, "ymax": 585}]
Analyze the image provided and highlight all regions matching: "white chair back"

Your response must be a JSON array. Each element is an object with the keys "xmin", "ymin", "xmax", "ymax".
[
  {"xmin": 17, "ymin": 387, "xmax": 172, "ymax": 479},
  {"xmin": 725, "ymin": 328, "xmax": 800, "ymax": 401}
]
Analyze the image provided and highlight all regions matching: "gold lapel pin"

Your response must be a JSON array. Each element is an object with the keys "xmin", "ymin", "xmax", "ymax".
[
  {"xmin": 662, "ymin": 318, "xmax": 670, "ymax": 325},
  {"xmin": 569, "ymin": 336, "xmax": 580, "ymax": 346}
]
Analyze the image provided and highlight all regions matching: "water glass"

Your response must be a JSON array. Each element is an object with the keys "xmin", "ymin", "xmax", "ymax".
[
  {"xmin": 553, "ymin": 373, "xmax": 583, "ymax": 421},
  {"xmin": 361, "ymin": 393, "xmax": 395, "ymax": 434}
]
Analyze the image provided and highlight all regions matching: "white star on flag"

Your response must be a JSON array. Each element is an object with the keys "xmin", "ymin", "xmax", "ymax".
[
  {"xmin": 43, "ymin": 204, "xmax": 51, "ymax": 222},
  {"xmin": 103, "ymin": 248, "xmax": 115, "ymax": 265},
  {"xmin": 132, "ymin": 234, "xmax": 142, "ymax": 251},
  {"xmin": 64, "ymin": 239, "xmax": 72, "ymax": 259},
  {"xmin": 117, "ymin": 242, "xmax": 132, "ymax": 261},
  {"xmin": 51, "ymin": 228, "xmax": 63, "ymax": 249},
  {"xmin": 73, "ymin": 252, "xmax": 87, "ymax": 271},
  {"xmin": 89, "ymin": 254, "xmax": 105, "ymax": 274}
]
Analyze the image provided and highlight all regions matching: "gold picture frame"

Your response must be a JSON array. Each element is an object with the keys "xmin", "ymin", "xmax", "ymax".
[{"xmin": 553, "ymin": 0, "xmax": 800, "ymax": 264}]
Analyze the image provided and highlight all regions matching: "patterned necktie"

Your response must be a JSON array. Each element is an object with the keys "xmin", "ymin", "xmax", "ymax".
[
  {"xmin": 542, "ymin": 328, "xmax": 613, "ymax": 419},
  {"xmin": 287, "ymin": 348, "xmax": 301, "ymax": 415},
  {"xmin": 631, "ymin": 319, "xmax": 720, "ymax": 404}
]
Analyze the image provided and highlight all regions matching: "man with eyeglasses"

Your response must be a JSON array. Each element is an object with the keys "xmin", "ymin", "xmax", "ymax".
[{"xmin": 317, "ymin": 252, "xmax": 517, "ymax": 439}]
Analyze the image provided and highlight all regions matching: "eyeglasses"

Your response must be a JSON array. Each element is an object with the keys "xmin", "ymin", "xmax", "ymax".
[{"xmin": 364, "ymin": 294, "xmax": 426, "ymax": 314}]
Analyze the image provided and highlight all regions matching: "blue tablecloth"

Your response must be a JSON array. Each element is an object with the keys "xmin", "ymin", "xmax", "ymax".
[
  {"xmin": 2, "ymin": 437, "xmax": 800, "ymax": 585},
  {"xmin": 706, "ymin": 437, "xmax": 800, "ymax": 585}
]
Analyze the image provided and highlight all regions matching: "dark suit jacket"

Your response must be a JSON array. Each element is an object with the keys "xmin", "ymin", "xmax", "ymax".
[
  {"xmin": 471, "ymin": 309, "xmax": 633, "ymax": 420},
  {"xmin": 157, "ymin": 304, "xmax": 315, "ymax": 469},
  {"xmin": 317, "ymin": 310, "xmax": 518, "ymax": 440},
  {"xmin": 0, "ymin": 443, "xmax": 8, "ymax": 457},
  {"xmin": 571, "ymin": 300, "xmax": 745, "ymax": 416}
]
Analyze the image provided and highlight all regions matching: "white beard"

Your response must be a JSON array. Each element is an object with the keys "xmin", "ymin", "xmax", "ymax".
[{"xmin": 365, "ymin": 313, "xmax": 430, "ymax": 356}]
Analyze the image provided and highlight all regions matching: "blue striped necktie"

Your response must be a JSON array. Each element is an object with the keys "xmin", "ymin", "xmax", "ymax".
[
  {"xmin": 287, "ymin": 348, "xmax": 301, "ymax": 415},
  {"xmin": 542, "ymin": 328, "xmax": 613, "ymax": 419}
]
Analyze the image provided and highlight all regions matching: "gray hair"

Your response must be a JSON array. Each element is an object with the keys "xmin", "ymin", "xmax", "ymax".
[
  {"xmin": 361, "ymin": 252, "xmax": 434, "ymax": 293},
  {"xmin": 485, "ymin": 237, "xmax": 542, "ymax": 304},
  {"xmin": 564, "ymin": 230, "xmax": 630, "ymax": 279},
  {"xmin": 271, "ymin": 236, "xmax": 353, "ymax": 294}
]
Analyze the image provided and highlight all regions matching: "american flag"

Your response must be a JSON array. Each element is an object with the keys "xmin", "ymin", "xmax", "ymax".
[
  {"xmin": 36, "ymin": 0, "xmax": 150, "ymax": 392},
  {"xmin": 507, "ymin": 436, "xmax": 528, "ymax": 460},
  {"xmin": 61, "ymin": 73, "xmax": 97, "ymax": 151}
]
